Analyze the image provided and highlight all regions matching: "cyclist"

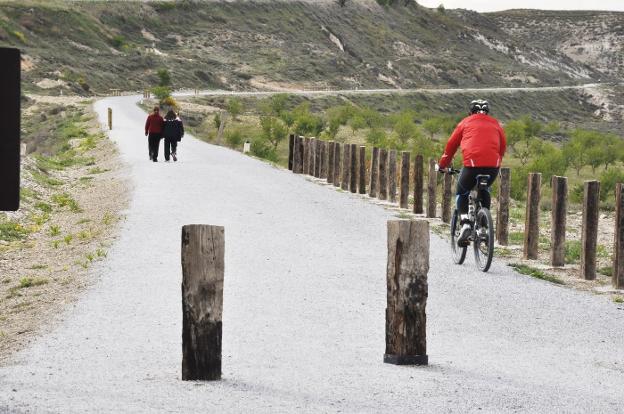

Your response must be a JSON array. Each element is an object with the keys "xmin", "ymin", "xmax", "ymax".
[{"xmin": 437, "ymin": 100, "xmax": 507, "ymax": 246}]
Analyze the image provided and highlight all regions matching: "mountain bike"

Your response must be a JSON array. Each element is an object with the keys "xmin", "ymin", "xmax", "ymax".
[{"xmin": 439, "ymin": 168, "xmax": 495, "ymax": 272}]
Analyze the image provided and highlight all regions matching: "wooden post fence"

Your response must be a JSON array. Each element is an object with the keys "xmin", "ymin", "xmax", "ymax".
[
  {"xmin": 400, "ymin": 152, "xmax": 410, "ymax": 209},
  {"xmin": 293, "ymin": 136, "xmax": 302, "ymax": 174},
  {"xmin": 327, "ymin": 141, "xmax": 335, "ymax": 184},
  {"xmin": 613, "ymin": 183, "xmax": 624, "ymax": 289},
  {"xmin": 350, "ymin": 143, "xmax": 357, "ymax": 193},
  {"xmin": 320, "ymin": 141, "xmax": 328, "ymax": 179},
  {"xmin": 107, "ymin": 108, "xmax": 112, "ymax": 130},
  {"xmin": 379, "ymin": 149, "xmax": 388, "ymax": 200},
  {"xmin": 369, "ymin": 147, "xmax": 379, "ymax": 198},
  {"xmin": 359, "ymin": 146, "xmax": 367, "ymax": 195},
  {"xmin": 551, "ymin": 176, "xmax": 567, "ymax": 267},
  {"xmin": 426, "ymin": 159, "xmax": 437, "ymax": 218},
  {"xmin": 581, "ymin": 180, "xmax": 600, "ymax": 280},
  {"xmin": 314, "ymin": 139, "xmax": 322, "ymax": 178},
  {"xmin": 181, "ymin": 225, "xmax": 224, "ymax": 381},
  {"xmin": 384, "ymin": 219, "xmax": 429, "ymax": 366},
  {"xmin": 413, "ymin": 155, "xmax": 424, "ymax": 214},
  {"xmin": 523, "ymin": 172, "xmax": 541, "ymax": 260},
  {"xmin": 496, "ymin": 168, "xmax": 510, "ymax": 245},
  {"xmin": 333, "ymin": 143, "xmax": 341, "ymax": 187},
  {"xmin": 288, "ymin": 134, "xmax": 295, "ymax": 171},
  {"xmin": 341, "ymin": 143, "xmax": 350, "ymax": 191},
  {"xmin": 441, "ymin": 172, "xmax": 452, "ymax": 223},
  {"xmin": 303, "ymin": 137, "xmax": 310, "ymax": 175},
  {"xmin": 388, "ymin": 150, "xmax": 397, "ymax": 203}
]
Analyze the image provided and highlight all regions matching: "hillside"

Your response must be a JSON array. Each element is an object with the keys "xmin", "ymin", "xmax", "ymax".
[{"xmin": 0, "ymin": 0, "xmax": 621, "ymax": 95}]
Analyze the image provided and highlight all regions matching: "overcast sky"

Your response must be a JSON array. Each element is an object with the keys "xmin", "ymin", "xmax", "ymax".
[{"xmin": 417, "ymin": 0, "xmax": 624, "ymax": 12}]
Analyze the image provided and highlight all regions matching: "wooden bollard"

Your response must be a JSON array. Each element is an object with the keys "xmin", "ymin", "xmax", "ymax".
[
  {"xmin": 523, "ymin": 173, "xmax": 541, "ymax": 260},
  {"xmin": 288, "ymin": 134, "xmax": 295, "ymax": 171},
  {"xmin": 379, "ymin": 149, "xmax": 388, "ymax": 200},
  {"xmin": 350, "ymin": 143, "xmax": 357, "ymax": 193},
  {"xmin": 388, "ymin": 150, "xmax": 397, "ymax": 203},
  {"xmin": 297, "ymin": 136, "xmax": 305, "ymax": 174},
  {"xmin": 107, "ymin": 107, "xmax": 112, "ymax": 130},
  {"xmin": 302, "ymin": 137, "xmax": 310, "ymax": 175},
  {"xmin": 581, "ymin": 180, "xmax": 600, "ymax": 280},
  {"xmin": 613, "ymin": 183, "xmax": 624, "ymax": 289},
  {"xmin": 413, "ymin": 155, "xmax": 424, "ymax": 214},
  {"xmin": 359, "ymin": 146, "xmax": 367, "ymax": 195},
  {"xmin": 320, "ymin": 141, "xmax": 328, "ymax": 179},
  {"xmin": 309, "ymin": 138, "xmax": 316, "ymax": 176},
  {"xmin": 369, "ymin": 147, "xmax": 379, "ymax": 198},
  {"xmin": 384, "ymin": 220, "xmax": 429, "ymax": 366},
  {"xmin": 327, "ymin": 141, "xmax": 335, "ymax": 184},
  {"xmin": 341, "ymin": 143, "xmax": 350, "ymax": 191},
  {"xmin": 333, "ymin": 143, "xmax": 341, "ymax": 187},
  {"xmin": 496, "ymin": 168, "xmax": 510, "ymax": 245},
  {"xmin": 426, "ymin": 159, "xmax": 437, "ymax": 218},
  {"xmin": 551, "ymin": 176, "xmax": 568, "ymax": 267},
  {"xmin": 293, "ymin": 136, "xmax": 301, "ymax": 174},
  {"xmin": 441, "ymin": 172, "xmax": 452, "ymax": 223},
  {"xmin": 181, "ymin": 225, "xmax": 224, "ymax": 381},
  {"xmin": 399, "ymin": 152, "xmax": 410, "ymax": 209},
  {"xmin": 314, "ymin": 139, "xmax": 322, "ymax": 178}
]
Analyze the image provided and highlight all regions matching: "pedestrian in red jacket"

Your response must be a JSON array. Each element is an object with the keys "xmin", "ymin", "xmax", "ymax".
[
  {"xmin": 145, "ymin": 106, "xmax": 164, "ymax": 162},
  {"xmin": 437, "ymin": 99, "xmax": 507, "ymax": 245}
]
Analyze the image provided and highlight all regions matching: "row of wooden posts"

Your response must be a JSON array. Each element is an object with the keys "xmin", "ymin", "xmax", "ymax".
[
  {"xmin": 287, "ymin": 135, "xmax": 624, "ymax": 290},
  {"xmin": 181, "ymin": 218, "xmax": 432, "ymax": 381}
]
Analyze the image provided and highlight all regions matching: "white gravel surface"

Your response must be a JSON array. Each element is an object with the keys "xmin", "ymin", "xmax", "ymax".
[{"xmin": 1, "ymin": 96, "xmax": 623, "ymax": 413}]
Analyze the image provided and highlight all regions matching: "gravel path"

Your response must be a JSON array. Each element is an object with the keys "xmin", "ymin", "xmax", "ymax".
[{"xmin": 1, "ymin": 96, "xmax": 623, "ymax": 413}]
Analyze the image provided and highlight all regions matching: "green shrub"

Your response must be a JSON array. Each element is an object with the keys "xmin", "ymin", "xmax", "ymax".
[
  {"xmin": 0, "ymin": 220, "xmax": 30, "ymax": 242},
  {"xmin": 225, "ymin": 129, "xmax": 244, "ymax": 148},
  {"xmin": 251, "ymin": 138, "xmax": 278, "ymax": 162},
  {"xmin": 18, "ymin": 277, "xmax": 47, "ymax": 289},
  {"xmin": 52, "ymin": 193, "xmax": 82, "ymax": 213},
  {"xmin": 151, "ymin": 86, "xmax": 171, "ymax": 102},
  {"xmin": 599, "ymin": 169, "xmax": 624, "ymax": 201},
  {"xmin": 565, "ymin": 240, "xmax": 581, "ymax": 264}
]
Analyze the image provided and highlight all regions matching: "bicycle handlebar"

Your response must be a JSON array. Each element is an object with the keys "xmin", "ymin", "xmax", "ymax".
[{"xmin": 439, "ymin": 167, "xmax": 460, "ymax": 175}]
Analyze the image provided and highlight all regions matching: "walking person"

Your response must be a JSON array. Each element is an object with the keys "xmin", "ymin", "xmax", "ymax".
[
  {"xmin": 145, "ymin": 106, "xmax": 164, "ymax": 162},
  {"xmin": 162, "ymin": 110, "xmax": 184, "ymax": 162}
]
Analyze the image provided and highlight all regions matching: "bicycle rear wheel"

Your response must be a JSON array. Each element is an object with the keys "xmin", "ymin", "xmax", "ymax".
[
  {"xmin": 450, "ymin": 209, "xmax": 467, "ymax": 264},
  {"xmin": 473, "ymin": 207, "xmax": 494, "ymax": 272}
]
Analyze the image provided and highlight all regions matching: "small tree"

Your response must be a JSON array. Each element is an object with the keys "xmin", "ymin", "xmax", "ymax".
[
  {"xmin": 437, "ymin": 4, "xmax": 445, "ymax": 13},
  {"xmin": 260, "ymin": 116, "xmax": 288, "ymax": 150},
  {"xmin": 392, "ymin": 112, "xmax": 418, "ymax": 147},
  {"xmin": 227, "ymin": 98, "xmax": 243, "ymax": 120},
  {"xmin": 422, "ymin": 117, "xmax": 443, "ymax": 140},
  {"xmin": 213, "ymin": 112, "xmax": 221, "ymax": 130},
  {"xmin": 157, "ymin": 68, "xmax": 171, "ymax": 87},
  {"xmin": 563, "ymin": 129, "xmax": 596, "ymax": 175},
  {"xmin": 366, "ymin": 128, "xmax": 387, "ymax": 147},
  {"xmin": 152, "ymin": 86, "xmax": 171, "ymax": 102}
]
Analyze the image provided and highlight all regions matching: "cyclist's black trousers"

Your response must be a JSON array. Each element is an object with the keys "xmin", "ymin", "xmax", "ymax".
[{"xmin": 456, "ymin": 167, "xmax": 500, "ymax": 214}]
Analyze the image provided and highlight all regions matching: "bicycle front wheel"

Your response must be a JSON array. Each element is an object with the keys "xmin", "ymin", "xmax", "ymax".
[
  {"xmin": 450, "ymin": 209, "xmax": 467, "ymax": 265},
  {"xmin": 473, "ymin": 207, "xmax": 494, "ymax": 272}
]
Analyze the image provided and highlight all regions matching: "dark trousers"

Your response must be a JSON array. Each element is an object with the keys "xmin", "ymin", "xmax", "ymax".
[
  {"xmin": 148, "ymin": 133, "xmax": 162, "ymax": 160},
  {"xmin": 164, "ymin": 137, "xmax": 178, "ymax": 161},
  {"xmin": 456, "ymin": 167, "xmax": 500, "ymax": 214}
]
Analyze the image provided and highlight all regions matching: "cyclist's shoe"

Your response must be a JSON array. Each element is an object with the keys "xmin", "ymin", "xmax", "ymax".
[{"xmin": 457, "ymin": 222, "xmax": 472, "ymax": 247}]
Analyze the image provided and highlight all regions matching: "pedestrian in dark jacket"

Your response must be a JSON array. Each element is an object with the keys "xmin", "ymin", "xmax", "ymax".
[
  {"xmin": 162, "ymin": 110, "xmax": 184, "ymax": 162},
  {"xmin": 145, "ymin": 106, "xmax": 164, "ymax": 162}
]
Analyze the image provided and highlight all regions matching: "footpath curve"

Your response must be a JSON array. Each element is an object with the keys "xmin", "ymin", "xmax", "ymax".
[{"xmin": 1, "ymin": 95, "xmax": 623, "ymax": 413}]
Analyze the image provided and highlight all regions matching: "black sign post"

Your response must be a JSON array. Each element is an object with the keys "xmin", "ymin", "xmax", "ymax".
[{"xmin": 0, "ymin": 48, "xmax": 20, "ymax": 211}]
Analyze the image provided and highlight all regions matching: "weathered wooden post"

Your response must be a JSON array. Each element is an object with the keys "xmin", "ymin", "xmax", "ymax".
[
  {"xmin": 341, "ymin": 143, "xmax": 350, "ymax": 191},
  {"xmin": 293, "ymin": 136, "xmax": 301, "ymax": 174},
  {"xmin": 359, "ymin": 146, "xmax": 367, "ymax": 195},
  {"xmin": 350, "ymin": 143, "xmax": 357, "ymax": 193},
  {"xmin": 314, "ymin": 139, "xmax": 322, "ymax": 178},
  {"xmin": 309, "ymin": 138, "xmax": 316, "ymax": 177},
  {"xmin": 288, "ymin": 134, "xmax": 295, "ymax": 171},
  {"xmin": 327, "ymin": 141, "xmax": 335, "ymax": 184},
  {"xmin": 302, "ymin": 137, "xmax": 310, "ymax": 175},
  {"xmin": 384, "ymin": 219, "xmax": 429, "ymax": 366},
  {"xmin": 379, "ymin": 149, "xmax": 388, "ymax": 200},
  {"xmin": 613, "ymin": 183, "xmax": 624, "ymax": 289},
  {"xmin": 523, "ymin": 173, "xmax": 541, "ymax": 260},
  {"xmin": 426, "ymin": 159, "xmax": 437, "ymax": 218},
  {"xmin": 400, "ymin": 152, "xmax": 410, "ymax": 209},
  {"xmin": 441, "ymin": 172, "xmax": 452, "ymax": 223},
  {"xmin": 551, "ymin": 176, "xmax": 568, "ymax": 267},
  {"xmin": 320, "ymin": 141, "xmax": 328, "ymax": 179},
  {"xmin": 181, "ymin": 225, "xmax": 224, "ymax": 381},
  {"xmin": 496, "ymin": 168, "xmax": 510, "ymax": 245},
  {"xmin": 107, "ymin": 108, "xmax": 112, "ymax": 130},
  {"xmin": 413, "ymin": 155, "xmax": 424, "ymax": 214},
  {"xmin": 581, "ymin": 180, "xmax": 600, "ymax": 280},
  {"xmin": 369, "ymin": 147, "xmax": 379, "ymax": 198},
  {"xmin": 333, "ymin": 143, "xmax": 341, "ymax": 187},
  {"xmin": 388, "ymin": 150, "xmax": 397, "ymax": 203}
]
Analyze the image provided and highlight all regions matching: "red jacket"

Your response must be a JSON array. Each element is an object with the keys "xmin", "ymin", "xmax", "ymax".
[
  {"xmin": 438, "ymin": 114, "xmax": 507, "ymax": 169},
  {"xmin": 145, "ymin": 113, "xmax": 164, "ymax": 135}
]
